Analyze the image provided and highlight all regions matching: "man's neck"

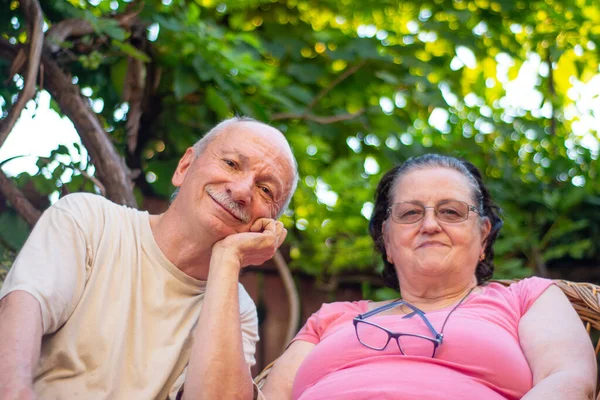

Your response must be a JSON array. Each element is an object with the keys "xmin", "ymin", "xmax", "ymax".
[{"xmin": 148, "ymin": 212, "xmax": 214, "ymax": 281}]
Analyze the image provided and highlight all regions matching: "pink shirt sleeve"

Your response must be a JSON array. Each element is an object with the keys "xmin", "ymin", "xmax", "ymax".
[
  {"xmin": 292, "ymin": 301, "xmax": 366, "ymax": 345},
  {"xmin": 507, "ymin": 276, "xmax": 554, "ymax": 316}
]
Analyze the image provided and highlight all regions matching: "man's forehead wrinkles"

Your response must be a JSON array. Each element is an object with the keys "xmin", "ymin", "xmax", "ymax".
[{"xmin": 221, "ymin": 150, "xmax": 249, "ymax": 163}]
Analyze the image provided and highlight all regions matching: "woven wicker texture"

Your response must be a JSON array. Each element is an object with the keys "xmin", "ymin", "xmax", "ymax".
[{"xmin": 254, "ymin": 279, "xmax": 600, "ymax": 392}]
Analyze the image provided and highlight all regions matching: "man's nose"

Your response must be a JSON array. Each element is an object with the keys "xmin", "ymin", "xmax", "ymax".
[{"xmin": 226, "ymin": 176, "xmax": 253, "ymax": 205}]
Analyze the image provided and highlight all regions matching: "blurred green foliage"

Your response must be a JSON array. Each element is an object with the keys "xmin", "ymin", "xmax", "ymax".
[{"xmin": 1, "ymin": 0, "xmax": 600, "ymax": 290}]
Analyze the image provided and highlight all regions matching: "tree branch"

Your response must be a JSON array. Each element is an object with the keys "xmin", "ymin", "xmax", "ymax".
[
  {"xmin": 0, "ymin": 0, "xmax": 44, "ymax": 149},
  {"xmin": 0, "ymin": 39, "xmax": 137, "ymax": 207},
  {"xmin": 45, "ymin": 4, "xmax": 144, "ymax": 53},
  {"xmin": 0, "ymin": 169, "xmax": 41, "ymax": 226},
  {"xmin": 306, "ymin": 60, "xmax": 366, "ymax": 112},
  {"xmin": 42, "ymin": 58, "xmax": 137, "ymax": 206},
  {"xmin": 123, "ymin": 23, "xmax": 146, "ymax": 155},
  {"xmin": 272, "ymin": 251, "xmax": 300, "ymax": 348},
  {"xmin": 546, "ymin": 50, "xmax": 556, "ymax": 137},
  {"xmin": 271, "ymin": 61, "xmax": 367, "ymax": 126},
  {"xmin": 271, "ymin": 108, "xmax": 365, "ymax": 124}
]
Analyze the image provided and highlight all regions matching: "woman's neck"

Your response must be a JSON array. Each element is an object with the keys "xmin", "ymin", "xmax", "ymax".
[{"xmin": 398, "ymin": 278, "xmax": 478, "ymax": 312}]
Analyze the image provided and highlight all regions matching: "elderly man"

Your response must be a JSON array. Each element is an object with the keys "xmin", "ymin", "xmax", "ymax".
[{"xmin": 0, "ymin": 117, "xmax": 298, "ymax": 400}]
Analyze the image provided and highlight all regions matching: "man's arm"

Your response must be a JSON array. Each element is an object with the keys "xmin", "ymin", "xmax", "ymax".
[
  {"xmin": 0, "ymin": 291, "xmax": 43, "ymax": 400},
  {"xmin": 182, "ymin": 219, "xmax": 286, "ymax": 400}
]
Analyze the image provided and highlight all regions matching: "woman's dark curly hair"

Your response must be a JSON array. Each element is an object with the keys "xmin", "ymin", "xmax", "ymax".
[{"xmin": 368, "ymin": 154, "xmax": 503, "ymax": 290}]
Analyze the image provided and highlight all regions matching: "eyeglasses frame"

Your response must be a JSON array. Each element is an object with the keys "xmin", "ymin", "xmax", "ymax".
[
  {"xmin": 387, "ymin": 200, "xmax": 481, "ymax": 225},
  {"xmin": 352, "ymin": 299, "xmax": 443, "ymax": 357}
]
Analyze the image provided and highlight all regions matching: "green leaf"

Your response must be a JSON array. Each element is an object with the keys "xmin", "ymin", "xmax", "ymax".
[
  {"xmin": 111, "ymin": 40, "xmax": 151, "ymax": 63},
  {"xmin": 287, "ymin": 64, "xmax": 322, "ymax": 84},
  {"xmin": 54, "ymin": 145, "xmax": 70, "ymax": 156},
  {"xmin": 192, "ymin": 55, "xmax": 218, "ymax": 81},
  {"xmin": 205, "ymin": 87, "xmax": 230, "ymax": 118},
  {"xmin": 375, "ymin": 71, "xmax": 399, "ymax": 84},
  {"xmin": 173, "ymin": 67, "xmax": 199, "ymax": 100},
  {"xmin": 282, "ymin": 85, "xmax": 314, "ymax": 105},
  {"xmin": 0, "ymin": 211, "xmax": 30, "ymax": 251},
  {"xmin": 110, "ymin": 58, "xmax": 129, "ymax": 97}
]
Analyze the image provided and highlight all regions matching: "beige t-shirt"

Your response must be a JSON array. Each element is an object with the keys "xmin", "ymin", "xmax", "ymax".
[{"xmin": 0, "ymin": 193, "xmax": 259, "ymax": 400}]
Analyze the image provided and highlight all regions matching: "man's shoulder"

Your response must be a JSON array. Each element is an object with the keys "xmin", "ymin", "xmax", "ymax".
[
  {"xmin": 49, "ymin": 193, "xmax": 143, "ymax": 235},
  {"xmin": 53, "ymin": 192, "xmax": 113, "ymax": 212},
  {"xmin": 52, "ymin": 193, "xmax": 136, "ymax": 218}
]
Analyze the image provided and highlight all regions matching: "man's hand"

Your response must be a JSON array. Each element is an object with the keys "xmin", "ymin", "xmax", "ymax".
[
  {"xmin": 183, "ymin": 220, "xmax": 284, "ymax": 400},
  {"xmin": 212, "ymin": 218, "xmax": 287, "ymax": 269}
]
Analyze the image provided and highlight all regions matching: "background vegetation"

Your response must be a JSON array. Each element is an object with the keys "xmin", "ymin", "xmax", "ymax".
[{"xmin": 1, "ymin": 0, "xmax": 600, "ymax": 295}]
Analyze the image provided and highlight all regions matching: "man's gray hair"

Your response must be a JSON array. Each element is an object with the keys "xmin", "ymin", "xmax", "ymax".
[{"xmin": 172, "ymin": 116, "xmax": 299, "ymax": 218}]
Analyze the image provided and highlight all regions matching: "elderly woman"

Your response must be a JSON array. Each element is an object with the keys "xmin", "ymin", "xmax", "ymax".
[{"xmin": 260, "ymin": 154, "xmax": 596, "ymax": 399}]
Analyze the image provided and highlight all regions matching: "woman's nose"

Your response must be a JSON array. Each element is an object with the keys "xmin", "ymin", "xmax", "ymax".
[{"xmin": 420, "ymin": 208, "xmax": 442, "ymax": 232}]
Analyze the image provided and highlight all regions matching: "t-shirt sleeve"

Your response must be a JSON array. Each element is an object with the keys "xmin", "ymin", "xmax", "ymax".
[
  {"xmin": 292, "ymin": 302, "xmax": 361, "ymax": 345},
  {"xmin": 238, "ymin": 283, "xmax": 259, "ymax": 368},
  {"xmin": 0, "ymin": 197, "xmax": 91, "ymax": 334},
  {"xmin": 509, "ymin": 276, "xmax": 554, "ymax": 316},
  {"xmin": 293, "ymin": 308, "xmax": 324, "ymax": 344}
]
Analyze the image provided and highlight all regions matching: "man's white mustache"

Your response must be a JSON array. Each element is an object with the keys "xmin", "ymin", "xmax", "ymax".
[{"xmin": 206, "ymin": 185, "xmax": 250, "ymax": 223}]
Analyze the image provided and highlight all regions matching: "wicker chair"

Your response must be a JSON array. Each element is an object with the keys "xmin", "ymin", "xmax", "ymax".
[{"xmin": 254, "ymin": 279, "xmax": 600, "ymax": 395}]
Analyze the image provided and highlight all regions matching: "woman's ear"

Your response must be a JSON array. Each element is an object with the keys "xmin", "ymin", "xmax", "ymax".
[
  {"xmin": 382, "ymin": 220, "xmax": 393, "ymax": 262},
  {"xmin": 480, "ymin": 217, "xmax": 492, "ymax": 246}
]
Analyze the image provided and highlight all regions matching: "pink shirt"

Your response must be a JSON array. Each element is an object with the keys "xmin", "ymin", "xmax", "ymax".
[{"xmin": 291, "ymin": 277, "xmax": 553, "ymax": 400}]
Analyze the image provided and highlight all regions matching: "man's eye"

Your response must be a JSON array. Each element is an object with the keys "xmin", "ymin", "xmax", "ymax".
[
  {"xmin": 260, "ymin": 186, "xmax": 273, "ymax": 198},
  {"xmin": 224, "ymin": 159, "xmax": 236, "ymax": 168}
]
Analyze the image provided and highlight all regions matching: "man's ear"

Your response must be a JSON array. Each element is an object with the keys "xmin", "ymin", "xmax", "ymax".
[{"xmin": 172, "ymin": 148, "xmax": 196, "ymax": 187}]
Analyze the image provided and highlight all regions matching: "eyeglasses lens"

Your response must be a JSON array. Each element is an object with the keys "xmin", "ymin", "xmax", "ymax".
[
  {"xmin": 391, "ymin": 201, "xmax": 469, "ymax": 224},
  {"xmin": 355, "ymin": 321, "xmax": 390, "ymax": 350},
  {"xmin": 356, "ymin": 321, "xmax": 437, "ymax": 357},
  {"xmin": 397, "ymin": 334, "xmax": 436, "ymax": 357}
]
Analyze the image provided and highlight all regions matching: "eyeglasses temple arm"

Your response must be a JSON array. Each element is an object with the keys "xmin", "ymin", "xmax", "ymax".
[
  {"xmin": 356, "ymin": 300, "xmax": 405, "ymax": 319},
  {"xmin": 402, "ymin": 304, "xmax": 443, "ymax": 340}
]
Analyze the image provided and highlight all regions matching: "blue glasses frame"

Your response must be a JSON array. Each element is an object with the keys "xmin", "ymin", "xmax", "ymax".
[{"xmin": 353, "ymin": 299, "xmax": 443, "ymax": 358}]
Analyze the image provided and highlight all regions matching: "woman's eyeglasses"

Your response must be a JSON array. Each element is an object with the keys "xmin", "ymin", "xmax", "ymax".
[
  {"xmin": 353, "ymin": 300, "xmax": 443, "ymax": 358},
  {"xmin": 387, "ymin": 200, "xmax": 480, "ymax": 224},
  {"xmin": 353, "ymin": 288, "xmax": 474, "ymax": 357}
]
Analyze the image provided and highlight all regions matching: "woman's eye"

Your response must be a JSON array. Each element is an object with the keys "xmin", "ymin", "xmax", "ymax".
[
  {"xmin": 439, "ymin": 208, "xmax": 459, "ymax": 215},
  {"xmin": 224, "ymin": 159, "xmax": 236, "ymax": 168},
  {"xmin": 402, "ymin": 209, "xmax": 421, "ymax": 217}
]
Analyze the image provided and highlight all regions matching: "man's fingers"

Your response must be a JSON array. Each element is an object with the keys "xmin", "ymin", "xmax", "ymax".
[
  {"xmin": 249, "ymin": 218, "xmax": 266, "ymax": 233},
  {"xmin": 274, "ymin": 221, "xmax": 283, "ymax": 236},
  {"xmin": 249, "ymin": 218, "xmax": 277, "ymax": 233},
  {"xmin": 277, "ymin": 227, "xmax": 288, "ymax": 248}
]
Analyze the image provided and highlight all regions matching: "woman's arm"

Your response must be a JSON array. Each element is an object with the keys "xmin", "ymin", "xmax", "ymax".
[
  {"xmin": 520, "ymin": 285, "xmax": 596, "ymax": 400},
  {"xmin": 260, "ymin": 340, "xmax": 315, "ymax": 399}
]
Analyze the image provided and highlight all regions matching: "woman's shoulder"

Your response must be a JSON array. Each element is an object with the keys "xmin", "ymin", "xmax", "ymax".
[
  {"xmin": 312, "ymin": 300, "xmax": 370, "ymax": 318},
  {"xmin": 484, "ymin": 276, "xmax": 554, "ymax": 294},
  {"xmin": 483, "ymin": 277, "xmax": 555, "ymax": 314},
  {"xmin": 293, "ymin": 300, "xmax": 369, "ymax": 343}
]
